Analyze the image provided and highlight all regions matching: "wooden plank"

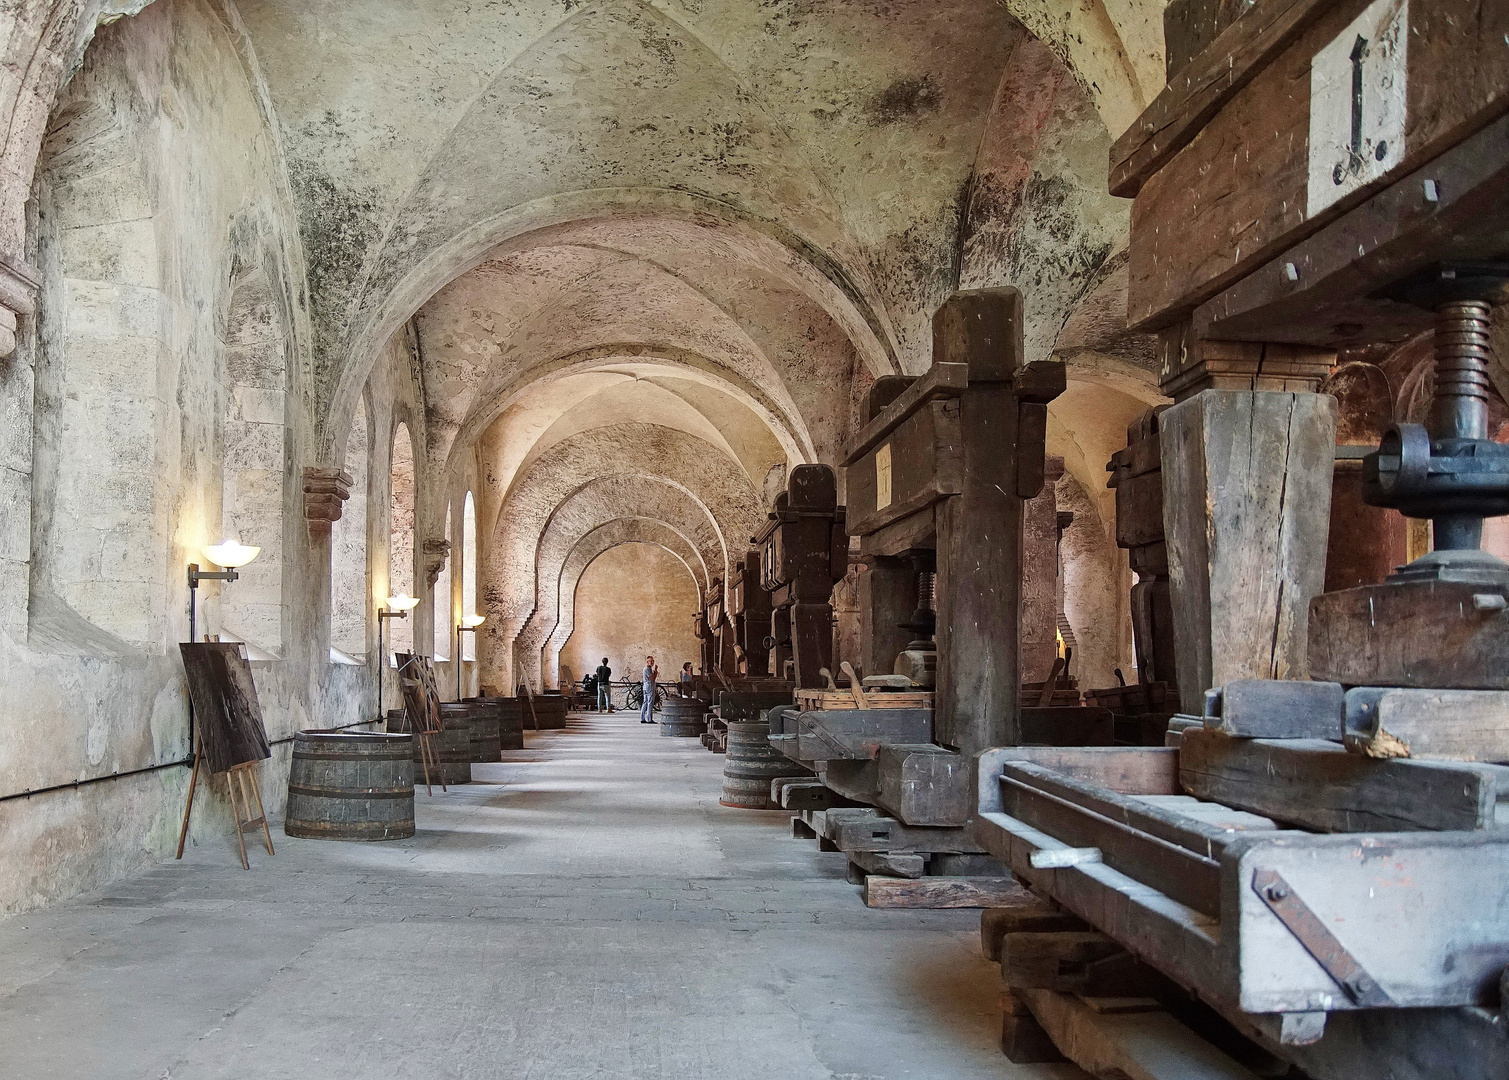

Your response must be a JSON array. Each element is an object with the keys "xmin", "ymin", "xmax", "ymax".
[
  {"xmin": 1195, "ymin": 112, "xmax": 1509, "ymax": 347},
  {"xmin": 1017, "ymin": 988, "xmax": 1263, "ymax": 1080},
  {"xmin": 848, "ymin": 849, "xmax": 926, "ymax": 879},
  {"xmin": 1110, "ymin": 0, "xmax": 1332, "ymax": 198},
  {"xmin": 1002, "ymin": 931, "xmax": 1176, "ymax": 998},
  {"xmin": 1018, "ymin": 706, "xmax": 1115, "ymax": 747},
  {"xmin": 1309, "ymin": 578, "xmax": 1509, "ymax": 690},
  {"xmin": 1343, "ymin": 687, "xmax": 1509, "ymax": 763},
  {"xmin": 1161, "ymin": 391, "xmax": 1335, "ymax": 713},
  {"xmin": 999, "ymin": 764, "xmax": 1225, "ymax": 918},
  {"xmin": 1128, "ymin": 0, "xmax": 1509, "ymax": 329},
  {"xmin": 863, "ymin": 876, "xmax": 1030, "ymax": 909},
  {"xmin": 179, "ymin": 643, "xmax": 271, "ymax": 775},
  {"xmin": 794, "ymin": 689, "xmax": 933, "ymax": 711},
  {"xmin": 982, "ymin": 902, "xmax": 1086, "ymax": 961},
  {"xmin": 1178, "ymin": 728, "xmax": 1506, "ymax": 832},
  {"xmin": 824, "ymin": 806, "xmax": 984, "ymax": 854},
  {"xmin": 842, "ymin": 363, "xmax": 969, "ymax": 466},
  {"xmin": 792, "ymin": 708, "xmax": 933, "ymax": 763},
  {"xmin": 977, "ymin": 746, "xmax": 1181, "ymax": 815}
]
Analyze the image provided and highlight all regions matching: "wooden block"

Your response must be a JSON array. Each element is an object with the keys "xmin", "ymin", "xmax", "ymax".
[
  {"xmin": 845, "ymin": 860, "xmax": 866, "ymax": 886},
  {"xmin": 1077, "ymin": 996, "xmax": 1164, "ymax": 1015},
  {"xmin": 1162, "ymin": 391, "xmax": 1335, "ymax": 713},
  {"xmin": 874, "ymin": 743, "xmax": 969, "ymax": 827},
  {"xmin": 999, "ymin": 997, "xmax": 1066, "ymax": 1064},
  {"xmin": 977, "ymin": 746, "xmax": 1181, "ymax": 816},
  {"xmin": 1018, "ymin": 988, "xmax": 1263, "ymax": 1080},
  {"xmin": 863, "ymin": 876, "xmax": 1030, "ymax": 909},
  {"xmin": 849, "ymin": 849, "xmax": 926, "ymax": 879},
  {"xmin": 777, "ymin": 779, "xmax": 858, "ymax": 811},
  {"xmin": 929, "ymin": 853, "xmax": 1005, "ymax": 877},
  {"xmin": 1344, "ymin": 687, "xmax": 1509, "ymax": 763},
  {"xmin": 1001, "ymin": 932, "xmax": 1124, "ymax": 992},
  {"xmin": 1311, "ymin": 578, "xmax": 1509, "ymax": 690},
  {"xmin": 1178, "ymin": 728, "xmax": 1508, "ymax": 832},
  {"xmin": 1203, "ymin": 679, "xmax": 1343, "ymax": 739},
  {"xmin": 791, "ymin": 816, "xmax": 817, "ymax": 840},
  {"xmin": 822, "ymin": 807, "xmax": 984, "ymax": 854},
  {"xmin": 981, "ymin": 902, "xmax": 1086, "ymax": 962}
]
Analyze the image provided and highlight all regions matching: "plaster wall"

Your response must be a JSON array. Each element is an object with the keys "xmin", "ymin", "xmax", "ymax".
[{"xmin": 559, "ymin": 542, "xmax": 701, "ymax": 688}]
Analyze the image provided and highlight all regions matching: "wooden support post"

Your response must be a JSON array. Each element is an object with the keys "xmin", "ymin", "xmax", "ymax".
[
  {"xmin": 1020, "ymin": 456, "xmax": 1064, "ymax": 685},
  {"xmin": 858, "ymin": 555, "xmax": 915, "ymax": 683},
  {"xmin": 1161, "ymin": 387, "xmax": 1336, "ymax": 711}
]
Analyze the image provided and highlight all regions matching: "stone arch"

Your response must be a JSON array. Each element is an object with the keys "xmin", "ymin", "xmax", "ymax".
[
  {"xmin": 543, "ymin": 520, "xmax": 704, "ymax": 688},
  {"xmin": 510, "ymin": 477, "xmax": 720, "ymax": 685},
  {"xmin": 330, "ymin": 389, "xmax": 370, "ymax": 659},
  {"xmin": 217, "ymin": 263, "xmax": 288, "ymax": 654},
  {"xmin": 387, "ymin": 419, "xmax": 416, "ymax": 654},
  {"xmin": 480, "ymin": 424, "xmax": 761, "ymax": 691}
]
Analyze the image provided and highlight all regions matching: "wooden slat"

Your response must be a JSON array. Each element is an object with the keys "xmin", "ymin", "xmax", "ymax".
[
  {"xmin": 863, "ymin": 876, "xmax": 1030, "ymax": 909},
  {"xmin": 1178, "ymin": 729, "xmax": 1506, "ymax": 832},
  {"xmin": 1109, "ymin": 0, "xmax": 1333, "ymax": 198}
]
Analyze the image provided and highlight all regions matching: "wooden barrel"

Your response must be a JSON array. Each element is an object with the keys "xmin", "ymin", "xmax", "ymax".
[
  {"xmin": 526, "ymin": 694, "xmax": 568, "ymax": 730},
  {"xmin": 659, "ymin": 697, "xmax": 707, "ymax": 737},
  {"xmin": 447, "ymin": 701, "xmax": 502, "ymax": 763},
  {"xmin": 720, "ymin": 718, "xmax": 808, "ymax": 809},
  {"xmin": 284, "ymin": 731, "xmax": 415, "ymax": 841},
  {"xmin": 410, "ymin": 718, "xmax": 472, "ymax": 785}
]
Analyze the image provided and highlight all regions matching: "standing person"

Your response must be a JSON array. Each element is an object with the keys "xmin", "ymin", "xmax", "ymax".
[
  {"xmin": 679, "ymin": 661, "xmax": 693, "ymax": 694},
  {"xmin": 595, "ymin": 657, "xmax": 613, "ymax": 712},
  {"xmin": 640, "ymin": 654, "xmax": 659, "ymax": 724}
]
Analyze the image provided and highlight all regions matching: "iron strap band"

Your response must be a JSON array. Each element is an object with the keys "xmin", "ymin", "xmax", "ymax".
[{"xmin": 286, "ymin": 785, "xmax": 413, "ymax": 800}]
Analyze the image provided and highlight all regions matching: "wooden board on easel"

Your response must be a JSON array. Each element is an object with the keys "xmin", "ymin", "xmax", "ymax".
[
  {"xmin": 396, "ymin": 653, "xmax": 444, "ymax": 795},
  {"xmin": 176, "ymin": 642, "xmax": 276, "ymax": 870}
]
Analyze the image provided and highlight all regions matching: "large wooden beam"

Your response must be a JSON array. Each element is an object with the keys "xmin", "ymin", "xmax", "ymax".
[{"xmin": 1161, "ymin": 390, "xmax": 1335, "ymax": 711}]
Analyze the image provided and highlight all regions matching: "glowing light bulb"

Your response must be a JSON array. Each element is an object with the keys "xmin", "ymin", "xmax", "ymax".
[
  {"xmin": 461, "ymin": 613, "xmax": 486, "ymax": 628},
  {"xmin": 385, "ymin": 594, "xmax": 420, "ymax": 612}
]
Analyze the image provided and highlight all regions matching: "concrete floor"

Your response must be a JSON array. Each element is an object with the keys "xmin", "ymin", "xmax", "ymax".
[{"xmin": 0, "ymin": 712, "xmax": 1089, "ymax": 1080}]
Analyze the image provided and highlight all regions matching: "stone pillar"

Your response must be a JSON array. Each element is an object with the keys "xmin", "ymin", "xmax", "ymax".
[
  {"xmin": 1161, "ymin": 389, "xmax": 1337, "ymax": 710},
  {"xmin": 1108, "ymin": 409, "xmax": 1178, "ymax": 687},
  {"xmin": 1020, "ymin": 456, "xmax": 1064, "ymax": 684},
  {"xmin": 0, "ymin": 255, "xmax": 38, "ymax": 360}
]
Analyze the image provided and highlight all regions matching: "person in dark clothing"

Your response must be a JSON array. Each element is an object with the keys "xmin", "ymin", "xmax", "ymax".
[{"xmin": 595, "ymin": 658, "xmax": 613, "ymax": 711}]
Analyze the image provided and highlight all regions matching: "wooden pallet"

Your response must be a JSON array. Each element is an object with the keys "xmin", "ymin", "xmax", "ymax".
[{"xmin": 794, "ymin": 688, "xmax": 934, "ymax": 711}]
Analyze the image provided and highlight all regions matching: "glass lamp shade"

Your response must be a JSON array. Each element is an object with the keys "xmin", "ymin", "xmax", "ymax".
[
  {"xmin": 461, "ymin": 613, "xmax": 486, "ymax": 628},
  {"xmin": 385, "ymin": 593, "xmax": 421, "ymax": 612},
  {"xmin": 203, "ymin": 539, "xmax": 261, "ymax": 568}
]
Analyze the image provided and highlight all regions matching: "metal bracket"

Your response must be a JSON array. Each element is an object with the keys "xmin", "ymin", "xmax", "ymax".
[{"xmin": 1252, "ymin": 868, "xmax": 1392, "ymax": 1008}]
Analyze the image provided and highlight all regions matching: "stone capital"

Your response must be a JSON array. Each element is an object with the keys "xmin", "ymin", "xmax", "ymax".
[
  {"xmin": 302, "ymin": 466, "xmax": 353, "ymax": 535},
  {"xmin": 0, "ymin": 253, "xmax": 40, "ymax": 359},
  {"xmin": 423, "ymin": 537, "xmax": 451, "ymax": 586}
]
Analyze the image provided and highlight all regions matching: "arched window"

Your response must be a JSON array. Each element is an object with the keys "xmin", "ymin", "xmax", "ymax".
[
  {"xmin": 462, "ymin": 491, "xmax": 478, "ymax": 660},
  {"xmin": 388, "ymin": 422, "xmax": 416, "ymax": 655},
  {"xmin": 433, "ymin": 503, "xmax": 453, "ymax": 659},
  {"xmin": 330, "ymin": 395, "xmax": 369, "ymax": 659},
  {"xmin": 217, "ymin": 267, "xmax": 286, "ymax": 655}
]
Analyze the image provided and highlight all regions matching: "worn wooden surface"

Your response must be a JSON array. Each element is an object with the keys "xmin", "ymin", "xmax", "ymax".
[
  {"xmin": 862, "ymin": 875, "xmax": 1028, "ymax": 909},
  {"xmin": 981, "ymin": 902, "xmax": 1086, "ymax": 962},
  {"xmin": 1128, "ymin": 0, "xmax": 1509, "ymax": 329},
  {"xmin": 1113, "ymin": 0, "xmax": 1333, "ymax": 197},
  {"xmin": 1017, "ymin": 988, "xmax": 1262, "ymax": 1080},
  {"xmin": 1161, "ymin": 390, "xmax": 1336, "ymax": 712},
  {"xmin": 873, "ymin": 742, "xmax": 969, "ymax": 827},
  {"xmin": 857, "ymin": 556, "xmax": 917, "ymax": 687},
  {"xmin": 1178, "ymin": 728, "xmax": 1507, "ymax": 832},
  {"xmin": 847, "ymin": 850, "xmax": 925, "ymax": 879},
  {"xmin": 1343, "ymin": 687, "xmax": 1509, "ymax": 763},
  {"xmin": 823, "ymin": 807, "xmax": 984, "ymax": 855},
  {"xmin": 1309, "ymin": 578, "xmax": 1509, "ymax": 690},
  {"xmin": 180, "ymin": 643, "xmax": 271, "ymax": 775},
  {"xmin": 1203, "ymin": 679, "xmax": 1343, "ymax": 740},
  {"xmin": 1197, "ymin": 112, "xmax": 1509, "ymax": 348},
  {"xmin": 977, "ymin": 746, "xmax": 1181, "ymax": 815}
]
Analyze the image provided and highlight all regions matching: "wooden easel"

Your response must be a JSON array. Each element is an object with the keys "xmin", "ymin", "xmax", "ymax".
[
  {"xmin": 176, "ymin": 638, "xmax": 274, "ymax": 868},
  {"xmin": 225, "ymin": 760, "xmax": 275, "ymax": 870},
  {"xmin": 521, "ymin": 681, "xmax": 541, "ymax": 731},
  {"xmin": 398, "ymin": 654, "xmax": 445, "ymax": 795}
]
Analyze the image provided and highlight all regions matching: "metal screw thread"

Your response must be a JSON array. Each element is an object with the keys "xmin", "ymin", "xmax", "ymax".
[
  {"xmin": 917, "ymin": 571, "xmax": 936, "ymax": 611},
  {"xmin": 1429, "ymin": 300, "xmax": 1493, "ymax": 443}
]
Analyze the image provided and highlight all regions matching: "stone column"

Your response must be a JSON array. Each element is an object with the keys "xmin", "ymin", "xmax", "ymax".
[
  {"xmin": 1020, "ymin": 456, "xmax": 1065, "ymax": 685},
  {"xmin": 0, "ymin": 255, "xmax": 37, "ymax": 636},
  {"xmin": 1157, "ymin": 334, "xmax": 1337, "ymax": 711}
]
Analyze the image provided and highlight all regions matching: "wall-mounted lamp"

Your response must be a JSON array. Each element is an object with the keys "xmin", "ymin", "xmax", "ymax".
[
  {"xmin": 188, "ymin": 539, "xmax": 261, "ymax": 644},
  {"xmin": 376, "ymin": 594, "xmax": 420, "ymax": 720},
  {"xmin": 457, "ymin": 613, "xmax": 486, "ymax": 699}
]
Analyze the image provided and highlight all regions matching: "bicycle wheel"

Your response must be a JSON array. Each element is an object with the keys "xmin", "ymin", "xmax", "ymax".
[{"xmin": 626, "ymin": 683, "xmax": 643, "ymax": 710}]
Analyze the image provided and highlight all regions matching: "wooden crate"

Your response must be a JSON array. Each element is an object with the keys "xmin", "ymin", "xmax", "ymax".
[{"xmin": 794, "ymin": 688, "xmax": 934, "ymax": 711}]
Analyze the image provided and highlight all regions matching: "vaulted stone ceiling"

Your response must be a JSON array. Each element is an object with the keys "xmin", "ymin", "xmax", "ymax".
[{"xmin": 227, "ymin": 0, "xmax": 1167, "ymax": 688}]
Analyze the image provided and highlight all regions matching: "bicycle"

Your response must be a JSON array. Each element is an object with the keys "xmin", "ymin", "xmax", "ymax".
[{"xmin": 624, "ymin": 681, "xmax": 667, "ymax": 713}]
